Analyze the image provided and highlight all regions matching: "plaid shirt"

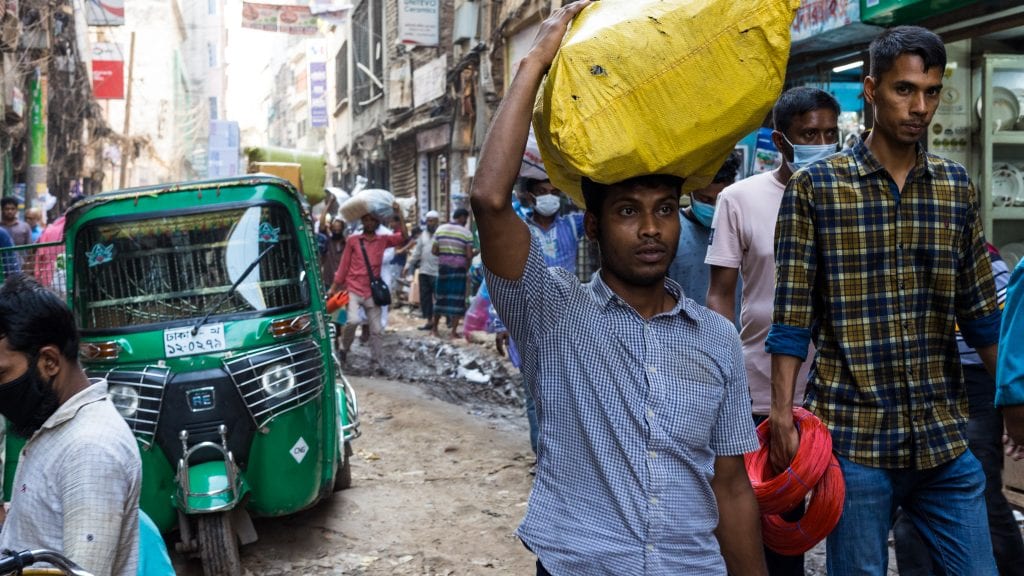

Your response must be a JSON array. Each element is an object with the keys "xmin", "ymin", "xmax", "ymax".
[{"xmin": 767, "ymin": 138, "xmax": 1001, "ymax": 470}]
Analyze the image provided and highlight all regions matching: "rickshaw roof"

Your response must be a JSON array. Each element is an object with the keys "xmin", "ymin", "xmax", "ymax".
[{"xmin": 65, "ymin": 175, "xmax": 306, "ymax": 229}]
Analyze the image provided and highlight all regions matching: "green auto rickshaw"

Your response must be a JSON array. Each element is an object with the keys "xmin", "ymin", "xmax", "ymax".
[{"xmin": 2, "ymin": 175, "xmax": 360, "ymax": 575}]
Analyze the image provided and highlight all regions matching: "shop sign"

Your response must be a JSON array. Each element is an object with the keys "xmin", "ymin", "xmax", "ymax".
[
  {"xmin": 86, "ymin": 0, "xmax": 124, "ymax": 26},
  {"xmin": 398, "ymin": 0, "xmax": 439, "ymax": 46},
  {"xmin": 792, "ymin": 0, "xmax": 859, "ymax": 42},
  {"xmin": 860, "ymin": 0, "xmax": 976, "ymax": 26},
  {"xmin": 91, "ymin": 42, "xmax": 123, "ymax": 100},
  {"xmin": 413, "ymin": 55, "xmax": 446, "ymax": 108},
  {"xmin": 241, "ymin": 2, "xmax": 319, "ymax": 35}
]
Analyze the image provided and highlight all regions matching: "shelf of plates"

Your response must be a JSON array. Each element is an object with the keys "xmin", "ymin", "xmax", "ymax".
[{"xmin": 976, "ymin": 54, "xmax": 1024, "ymax": 269}]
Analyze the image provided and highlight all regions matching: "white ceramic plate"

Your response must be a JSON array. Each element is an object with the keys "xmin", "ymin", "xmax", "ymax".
[
  {"xmin": 991, "ymin": 163, "xmax": 1022, "ymax": 207},
  {"xmin": 976, "ymin": 86, "xmax": 1021, "ymax": 131},
  {"xmin": 1001, "ymin": 242, "xmax": 1024, "ymax": 270}
]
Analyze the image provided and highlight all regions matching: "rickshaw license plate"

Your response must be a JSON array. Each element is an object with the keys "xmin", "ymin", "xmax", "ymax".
[{"xmin": 164, "ymin": 324, "xmax": 227, "ymax": 358}]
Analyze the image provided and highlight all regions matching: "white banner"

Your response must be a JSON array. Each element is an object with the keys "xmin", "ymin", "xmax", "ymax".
[
  {"xmin": 398, "ymin": 0, "xmax": 439, "ymax": 46},
  {"xmin": 413, "ymin": 55, "xmax": 446, "ymax": 108}
]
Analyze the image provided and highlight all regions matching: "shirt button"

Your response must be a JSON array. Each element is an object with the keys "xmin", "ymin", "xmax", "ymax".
[
  {"xmin": 649, "ymin": 451, "xmax": 658, "ymax": 459},
  {"xmin": 648, "ymin": 366, "xmax": 657, "ymax": 374},
  {"xmin": 647, "ymin": 544, "xmax": 655, "ymax": 552},
  {"xmin": 649, "ymin": 497, "xmax": 658, "ymax": 505},
  {"xmin": 647, "ymin": 409, "xmax": 655, "ymax": 419}
]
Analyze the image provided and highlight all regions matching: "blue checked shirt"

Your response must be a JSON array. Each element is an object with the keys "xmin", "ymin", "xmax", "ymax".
[
  {"xmin": 526, "ymin": 212, "xmax": 585, "ymax": 274},
  {"xmin": 486, "ymin": 237, "xmax": 758, "ymax": 575},
  {"xmin": 767, "ymin": 138, "xmax": 1001, "ymax": 470}
]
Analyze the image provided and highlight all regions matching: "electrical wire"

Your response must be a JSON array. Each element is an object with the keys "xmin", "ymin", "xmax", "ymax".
[{"xmin": 744, "ymin": 407, "xmax": 846, "ymax": 555}]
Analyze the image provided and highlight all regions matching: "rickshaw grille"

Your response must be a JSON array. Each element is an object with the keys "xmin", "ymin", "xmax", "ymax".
[
  {"xmin": 223, "ymin": 339, "xmax": 325, "ymax": 428},
  {"xmin": 89, "ymin": 364, "xmax": 171, "ymax": 447}
]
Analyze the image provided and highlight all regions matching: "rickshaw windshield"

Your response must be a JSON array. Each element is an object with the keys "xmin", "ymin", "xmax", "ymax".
[{"xmin": 74, "ymin": 203, "xmax": 309, "ymax": 330}]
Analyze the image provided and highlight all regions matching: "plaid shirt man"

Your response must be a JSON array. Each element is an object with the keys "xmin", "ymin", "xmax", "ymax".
[{"xmin": 766, "ymin": 137, "xmax": 1001, "ymax": 470}]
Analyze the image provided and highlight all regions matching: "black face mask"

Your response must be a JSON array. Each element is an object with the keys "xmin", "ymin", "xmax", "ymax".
[
  {"xmin": 331, "ymin": 232, "xmax": 344, "ymax": 240},
  {"xmin": 427, "ymin": 225, "xmax": 438, "ymax": 234},
  {"xmin": 0, "ymin": 356, "xmax": 60, "ymax": 438}
]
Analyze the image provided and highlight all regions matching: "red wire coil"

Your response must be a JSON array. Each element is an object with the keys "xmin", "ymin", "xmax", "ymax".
[
  {"xmin": 761, "ymin": 455, "xmax": 846, "ymax": 556},
  {"xmin": 744, "ymin": 407, "xmax": 846, "ymax": 555}
]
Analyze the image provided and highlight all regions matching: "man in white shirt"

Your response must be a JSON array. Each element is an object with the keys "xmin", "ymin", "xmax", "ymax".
[
  {"xmin": 704, "ymin": 86, "xmax": 840, "ymax": 576},
  {"xmin": 0, "ymin": 273, "xmax": 141, "ymax": 576}
]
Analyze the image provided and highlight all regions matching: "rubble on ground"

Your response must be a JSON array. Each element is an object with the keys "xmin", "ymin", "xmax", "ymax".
[{"xmin": 340, "ymin": 307, "xmax": 523, "ymax": 413}]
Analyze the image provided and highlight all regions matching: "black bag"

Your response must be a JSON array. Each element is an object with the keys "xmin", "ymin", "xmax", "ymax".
[{"xmin": 359, "ymin": 239, "xmax": 392, "ymax": 307}]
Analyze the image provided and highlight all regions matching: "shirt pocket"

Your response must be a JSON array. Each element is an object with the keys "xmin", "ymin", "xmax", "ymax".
[{"xmin": 658, "ymin": 351, "xmax": 726, "ymax": 449}]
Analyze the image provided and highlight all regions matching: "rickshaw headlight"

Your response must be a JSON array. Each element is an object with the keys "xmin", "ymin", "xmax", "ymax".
[
  {"xmin": 260, "ymin": 363, "xmax": 296, "ymax": 398},
  {"xmin": 109, "ymin": 385, "xmax": 140, "ymax": 418}
]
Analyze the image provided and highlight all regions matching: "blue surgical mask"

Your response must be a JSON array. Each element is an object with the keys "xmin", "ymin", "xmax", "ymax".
[
  {"xmin": 691, "ymin": 198, "xmax": 715, "ymax": 228},
  {"xmin": 782, "ymin": 135, "xmax": 837, "ymax": 171}
]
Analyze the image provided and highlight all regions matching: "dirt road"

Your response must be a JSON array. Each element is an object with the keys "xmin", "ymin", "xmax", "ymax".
[{"xmin": 172, "ymin": 375, "xmax": 537, "ymax": 575}]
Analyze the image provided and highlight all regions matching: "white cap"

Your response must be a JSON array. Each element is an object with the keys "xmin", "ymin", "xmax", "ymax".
[{"xmin": 425, "ymin": 210, "xmax": 440, "ymax": 219}]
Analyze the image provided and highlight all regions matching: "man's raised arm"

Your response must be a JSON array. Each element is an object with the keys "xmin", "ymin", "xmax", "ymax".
[{"xmin": 470, "ymin": 2, "xmax": 589, "ymax": 281}]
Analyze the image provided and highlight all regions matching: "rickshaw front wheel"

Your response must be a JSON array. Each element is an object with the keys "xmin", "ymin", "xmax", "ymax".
[{"xmin": 196, "ymin": 512, "xmax": 242, "ymax": 576}]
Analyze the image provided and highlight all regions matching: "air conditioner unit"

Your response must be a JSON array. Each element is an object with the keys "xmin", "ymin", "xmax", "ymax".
[{"xmin": 453, "ymin": 1, "xmax": 479, "ymax": 43}]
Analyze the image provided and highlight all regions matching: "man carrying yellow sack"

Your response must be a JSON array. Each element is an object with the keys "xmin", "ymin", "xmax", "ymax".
[{"xmin": 471, "ymin": 3, "xmax": 768, "ymax": 574}]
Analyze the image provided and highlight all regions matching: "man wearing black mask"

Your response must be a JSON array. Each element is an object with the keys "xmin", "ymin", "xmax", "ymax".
[{"xmin": 0, "ymin": 274, "xmax": 142, "ymax": 576}]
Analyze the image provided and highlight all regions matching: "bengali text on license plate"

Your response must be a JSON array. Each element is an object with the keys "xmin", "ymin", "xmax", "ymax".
[{"xmin": 164, "ymin": 324, "xmax": 227, "ymax": 358}]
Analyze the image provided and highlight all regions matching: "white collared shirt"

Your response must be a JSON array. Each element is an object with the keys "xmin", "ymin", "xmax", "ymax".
[{"xmin": 0, "ymin": 379, "xmax": 141, "ymax": 576}]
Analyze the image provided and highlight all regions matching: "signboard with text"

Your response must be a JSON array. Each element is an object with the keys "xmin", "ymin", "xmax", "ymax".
[
  {"xmin": 91, "ymin": 42, "xmax": 124, "ymax": 100},
  {"xmin": 398, "ymin": 0, "xmax": 439, "ymax": 46}
]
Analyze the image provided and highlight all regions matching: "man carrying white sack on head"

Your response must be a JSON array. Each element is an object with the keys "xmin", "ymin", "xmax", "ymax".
[{"xmin": 470, "ymin": 2, "xmax": 792, "ymax": 574}]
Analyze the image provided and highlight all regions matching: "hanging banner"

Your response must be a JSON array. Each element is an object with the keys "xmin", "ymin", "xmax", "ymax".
[
  {"xmin": 241, "ymin": 2, "xmax": 319, "ymax": 35},
  {"xmin": 308, "ymin": 40, "xmax": 328, "ymax": 127},
  {"xmin": 91, "ymin": 42, "xmax": 124, "ymax": 100},
  {"xmin": 398, "ymin": 0, "xmax": 439, "ymax": 46},
  {"xmin": 791, "ymin": 0, "xmax": 858, "ymax": 42},
  {"xmin": 29, "ymin": 69, "xmax": 46, "ymax": 165},
  {"xmin": 413, "ymin": 55, "xmax": 446, "ymax": 108},
  {"xmin": 86, "ymin": 0, "xmax": 125, "ymax": 26}
]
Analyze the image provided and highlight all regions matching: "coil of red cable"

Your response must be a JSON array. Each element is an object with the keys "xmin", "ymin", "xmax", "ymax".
[
  {"xmin": 761, "ymin": 455, "xmax": 846, "ymax": 555},
  {"xmin": 744, "ymin": 407, "xmax": 846, "ymax": 555}
]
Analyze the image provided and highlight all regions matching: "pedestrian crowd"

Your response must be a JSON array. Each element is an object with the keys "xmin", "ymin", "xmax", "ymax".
[{"xmin": 3, "ymin": 5, "xmax": 1024, "ymax": 576}]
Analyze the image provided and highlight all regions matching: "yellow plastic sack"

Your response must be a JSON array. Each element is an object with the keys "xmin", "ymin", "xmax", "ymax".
[{"xmin": 533, "ymin": 0, "xmax": 799, "ymax": 207}]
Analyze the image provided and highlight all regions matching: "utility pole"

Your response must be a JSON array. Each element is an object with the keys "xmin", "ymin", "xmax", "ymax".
[{"xmin": 119, "ymin": 31, "xmax": 136, "ymax": 189}]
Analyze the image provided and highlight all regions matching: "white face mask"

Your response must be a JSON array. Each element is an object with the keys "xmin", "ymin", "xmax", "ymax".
[
  {"xmin": 782, "ymin": 134, "xmax": 838, "ymax": 171},
  {"xmin": 533, "ymin": 194, "xmax": 561, "ymax": 217}
]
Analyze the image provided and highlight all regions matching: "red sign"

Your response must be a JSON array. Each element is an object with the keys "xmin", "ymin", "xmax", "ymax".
[{"xmin": 92, "ymin": 42, "xmax": 123, "ymax": 99}]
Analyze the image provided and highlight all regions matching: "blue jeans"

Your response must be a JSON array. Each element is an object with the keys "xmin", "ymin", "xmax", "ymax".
[
  {"xmin": 893, "ymin": 365, "xmax": 1024, "ymax": 575},
  {"xmin": 826, "ymin": 450, "xmax": 994, "ymax": 576}
]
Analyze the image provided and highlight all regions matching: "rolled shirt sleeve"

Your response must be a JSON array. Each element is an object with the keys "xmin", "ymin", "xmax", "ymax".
[
  {"xmin": 955, "ymin": 182, "xmax": 1002, "ymax": 348},
  {"xmin": 767, "ymin": 171, "xmax": 817, "ymax": 357}
]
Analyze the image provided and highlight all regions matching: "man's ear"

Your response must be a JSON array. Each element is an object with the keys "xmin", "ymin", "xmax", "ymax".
[
  {"xmin": 863, "ymin": 75, "xmax": 877, "ymax": 106},
  {"xmin": 584, "ymin": 211, "xmax": 599, "ymax": 241},
  {"xmin": 36, "ymin": 345, "xmax": 63, "ymax": 379},
  {"xmin": 771, "ymin": 130, "xmax": 787, "ymax": 155}
]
